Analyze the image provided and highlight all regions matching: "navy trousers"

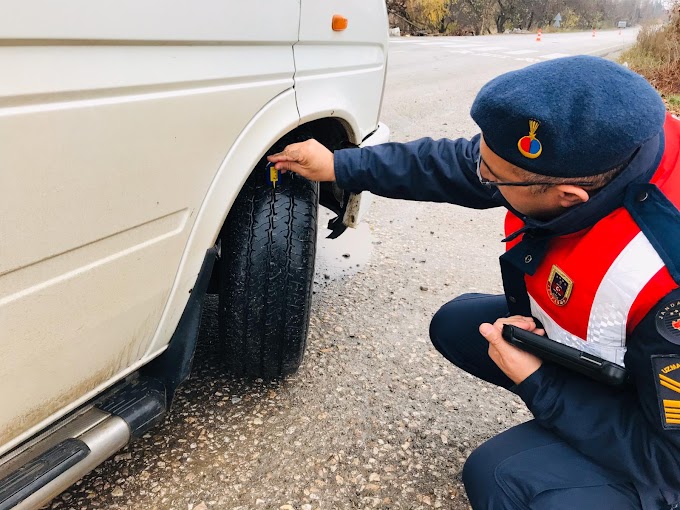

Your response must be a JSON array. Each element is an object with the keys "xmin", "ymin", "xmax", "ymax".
[{"xmin": 429, "ymin": 293, "xmax": 643, "ymax": 510}]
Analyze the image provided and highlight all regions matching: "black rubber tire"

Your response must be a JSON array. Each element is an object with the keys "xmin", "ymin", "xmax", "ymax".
[{"xmin": 217, "ymin": 141, "xmax": 319, "ymax": 379}]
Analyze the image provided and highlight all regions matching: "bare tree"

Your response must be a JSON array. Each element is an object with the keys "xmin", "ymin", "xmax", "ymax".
[
  {"xmin": 449, "ymin": 0, "xmax": 497, "ymax": 34},
  {"xmin": 388, "ymin": 0, "xmax": 667, "ymax": 35}
]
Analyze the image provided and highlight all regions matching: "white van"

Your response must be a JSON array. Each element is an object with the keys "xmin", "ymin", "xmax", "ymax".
[{"xmin": 0, "ymin": 2, "xmax": 389, "ymax": 508}]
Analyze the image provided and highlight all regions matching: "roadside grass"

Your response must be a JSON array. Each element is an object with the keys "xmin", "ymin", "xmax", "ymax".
[{"xmin": 620, "ymin": 10, "xmax": 680, "ymax": 115}]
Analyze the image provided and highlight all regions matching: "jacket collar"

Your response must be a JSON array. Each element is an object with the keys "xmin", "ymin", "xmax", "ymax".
[
  {"xmin": 503, "ymin": 130, "xmax": 665, "ymax": 243},
  {"xmin": 500, "ymin": 130, "xmax": 665, "ymax": 274}
]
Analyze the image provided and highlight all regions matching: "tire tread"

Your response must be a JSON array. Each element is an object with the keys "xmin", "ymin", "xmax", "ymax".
[{"xmin": 218, "ymin": 132, "xmax": 320, "ymax": 379}]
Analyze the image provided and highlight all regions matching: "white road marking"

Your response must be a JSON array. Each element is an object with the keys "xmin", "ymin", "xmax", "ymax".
[
  {"xmin": 442, "ymin": 44, "xmax": 483, "ymax": 49},
  {"xmin": 470, "ymin": 46, "xmax": 508, "ymax": 51},
  {"xmin": 447, "ymin": 48, "xmax": 554, "ymax": 65},
  {"xmin": 540, "ymin": 52, "xmax": 571, "ymax": 59},
  {"xmin": 504, "ymin": 49, "xmax": 539, "ymax": 55},
  {"xmin": 479, "ymin": 53, "xmax": 510, "ymax": 59},
  {"xmin": 394, "ymin": 36, "xmax": 626, "ymax": 67}
]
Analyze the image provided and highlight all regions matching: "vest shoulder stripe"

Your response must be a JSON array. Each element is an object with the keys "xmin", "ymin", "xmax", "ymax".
[
  {"xmin": 587, "ymin": 231, "xmax": 664, "ymax": 346},
  {"xmin": 628, "ymin": 267, "xmax": 678, "ymax": 334}
]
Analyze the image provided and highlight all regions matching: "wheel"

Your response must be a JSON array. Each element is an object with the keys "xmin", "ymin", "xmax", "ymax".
[{"xmin": 217, "ymin": 137, "xmax": 319, "ymax": 379}]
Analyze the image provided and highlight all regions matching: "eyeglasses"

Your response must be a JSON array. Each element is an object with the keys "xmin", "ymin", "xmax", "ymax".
[{"xmin": 476, "ymin": 155, "xmax": 594, "ymax": 188}]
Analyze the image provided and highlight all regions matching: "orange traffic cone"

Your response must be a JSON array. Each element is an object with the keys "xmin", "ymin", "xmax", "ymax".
[{"xmin": 536, "ymin": 28, "xmax": 542, "ymax": 42}]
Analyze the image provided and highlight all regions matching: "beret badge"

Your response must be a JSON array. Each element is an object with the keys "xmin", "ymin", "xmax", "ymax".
[{"xmin": 517, "ymin": 119, "xmax": 543, "ymax": 159}]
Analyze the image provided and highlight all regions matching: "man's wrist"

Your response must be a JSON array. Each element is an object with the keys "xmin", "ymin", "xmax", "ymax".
[
  {"xmin": 511, "ymin": 363, "xmax": 549, "ymax": 399},
  {"xmin": 512, "ymin": 361, "xmax": 543, "ymax": 386}
]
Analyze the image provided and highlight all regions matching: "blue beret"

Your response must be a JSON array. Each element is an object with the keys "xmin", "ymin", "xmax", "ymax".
[{"xmin": 470, "ymin": 55, "xmax": 666, "ymax": 178}]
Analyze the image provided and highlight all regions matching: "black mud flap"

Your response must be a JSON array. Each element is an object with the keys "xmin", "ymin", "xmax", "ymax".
[
  {"xmin": 319, "ymin": 182, "xmax": 349, "ymax": 239},
  {"xmin": 320, "ymin": 140, "xmax": 359, "ymax": 239},
  {"xmin": 142, "ymin": 246, "xmax": 218, "ymax": 406}
]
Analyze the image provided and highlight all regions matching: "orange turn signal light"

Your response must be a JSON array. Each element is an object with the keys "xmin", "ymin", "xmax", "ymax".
[{"xmin": 332, "ymin": 14, "xmax": 348, "ymax": 31}]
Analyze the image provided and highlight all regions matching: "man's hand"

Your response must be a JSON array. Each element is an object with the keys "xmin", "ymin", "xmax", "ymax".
[
  {"xmin": 267, "ymin": 139, "xmax": 336, "ymax": 182},
  {"xmin": 479, "ymin": 316, "xmax": 543, "ymax": 385}
]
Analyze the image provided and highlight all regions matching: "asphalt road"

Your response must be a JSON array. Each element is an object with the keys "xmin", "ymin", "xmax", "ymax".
[{"xmin": 46, "ymin": 29, "xmax": 637, "ymax": 510}]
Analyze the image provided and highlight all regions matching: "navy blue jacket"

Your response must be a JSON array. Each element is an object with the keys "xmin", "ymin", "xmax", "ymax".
[{"xmin": 334, "ymin": 134, "xmax": 680, "ymax": 508}]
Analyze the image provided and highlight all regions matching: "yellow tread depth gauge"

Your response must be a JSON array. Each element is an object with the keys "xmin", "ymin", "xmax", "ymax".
[{"xmin": 266, "ymin": 162, "xmax": 279, "ymax": 188}]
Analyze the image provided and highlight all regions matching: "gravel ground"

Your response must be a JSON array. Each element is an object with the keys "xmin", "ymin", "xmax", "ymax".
[
  {"xmin": 46, "ymin": 198, "xmax": 531, "ymax": 510},
  {"xmin": 43, "ymin": 39, "xmax": 545, "ymax": 510}
]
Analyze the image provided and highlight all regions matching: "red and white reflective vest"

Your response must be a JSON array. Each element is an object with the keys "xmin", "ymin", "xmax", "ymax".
[{"xmin": 505, "ymin": 114, "xmax": 680, "ymax": 365}]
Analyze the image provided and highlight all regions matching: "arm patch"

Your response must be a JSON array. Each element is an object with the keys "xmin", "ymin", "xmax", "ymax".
[
  {"xmin": 655, "ymin": 297, "xmax": 680, "ymax": 345},
  {"xmin": 653, "ymin": 355, "xmax": 680, "ymax": 430}
]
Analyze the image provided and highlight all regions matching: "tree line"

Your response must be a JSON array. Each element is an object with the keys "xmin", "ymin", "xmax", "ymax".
[{"xmin": 387, "ymin": 0, "xmax": 668, "ymax": 35}]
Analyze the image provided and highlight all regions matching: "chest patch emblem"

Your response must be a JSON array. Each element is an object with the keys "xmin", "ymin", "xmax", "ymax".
[
  {"xmin": 653, "ymin": 355, "xmax": 680, "ymax": 430},
  {"xmin": 655, "ymin": 298, "xmax": 680, "ymax": 345},
  {"xmin": 546, "ymin": 265, "xmax": 573, "ymax": 306}
]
